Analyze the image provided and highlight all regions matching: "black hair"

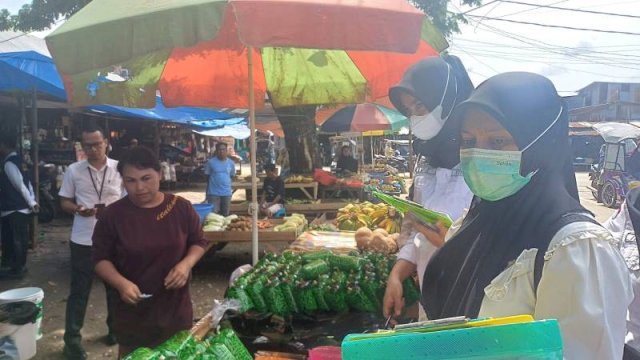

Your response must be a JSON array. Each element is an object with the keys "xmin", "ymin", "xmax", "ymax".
[
  {"xmin": 264, "ymin": 163, "xmax": 276, "ymax": 172},
  {"xmin": 117, "ymin": 146, "xmax": 161, "ymax": 175},
  {"xmin": 81, "ymin": 126, "xmax": 106, "ymax": 139},
  {"xmin": 0, "ymin": 133, "xmax": 17, "ymax": 149}
]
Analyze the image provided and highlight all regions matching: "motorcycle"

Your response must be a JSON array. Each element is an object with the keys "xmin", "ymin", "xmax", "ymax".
[{"xmin": 374, "ymin": 154, "xmax": 409, "ymax": 173}]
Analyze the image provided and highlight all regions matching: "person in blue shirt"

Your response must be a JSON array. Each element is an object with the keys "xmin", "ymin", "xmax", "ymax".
[{"xmin": 204, "ymin": 142, "xmax": 236, "ymax": 216}]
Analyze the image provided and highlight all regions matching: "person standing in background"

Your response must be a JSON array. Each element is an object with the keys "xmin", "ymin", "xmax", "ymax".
[
  {"xmin": 59, "ymin": 127, "xmax": 124, "ymax": 360},
  {"xmin": 205, "ymin": 142, "xmax": 235, "ymax": 216},
  {"xmin": 0, "ymin": 133, "xmax": 38, "ymax": 280}
]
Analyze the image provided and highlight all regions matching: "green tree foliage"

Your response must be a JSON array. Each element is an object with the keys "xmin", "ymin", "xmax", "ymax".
[
  {"xmin": 412, "ymin": 0, "xmax": 483, "ymax": 37},
  {"xmin": 0, "ymin": 0, "xmax": 91, "ymax": 32}
]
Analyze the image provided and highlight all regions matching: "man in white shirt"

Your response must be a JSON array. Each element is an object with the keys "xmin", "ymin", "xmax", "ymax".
[
  {"xmin": 59, "ymin": 127, "xmax": 123, "ymax": 360},
  {"xmin": 0, "ymin": 133, "xmax": 38, "ymax": 280}
]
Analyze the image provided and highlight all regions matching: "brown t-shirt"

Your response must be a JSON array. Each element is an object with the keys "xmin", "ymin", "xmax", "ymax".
[{"xmin": 93, "ymin": 193, "xmax": 208, "ymax": 348}]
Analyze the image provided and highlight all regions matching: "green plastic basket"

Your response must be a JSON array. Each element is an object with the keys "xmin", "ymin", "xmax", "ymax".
[{"xmin": 342, "ymin": 320, "xmax": 563, "ymax": 359}]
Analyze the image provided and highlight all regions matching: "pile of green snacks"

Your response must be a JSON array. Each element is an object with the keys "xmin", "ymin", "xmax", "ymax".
[
  {"xmin": 226, "ymin": 251, "xmax": 420, "ymax": 317},
  {"xmin": 123, "ymin": 328, "xmax": 251, "ymax": 360}
]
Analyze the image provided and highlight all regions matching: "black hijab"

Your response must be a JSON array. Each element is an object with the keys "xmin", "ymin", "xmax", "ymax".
[
  {"xmin": 421, "ymin": 72, "xmax": 588, "ymax": 319},
  {"xmin": 389, "ymin": 55, "xmax": 474, "ymax": 169}
]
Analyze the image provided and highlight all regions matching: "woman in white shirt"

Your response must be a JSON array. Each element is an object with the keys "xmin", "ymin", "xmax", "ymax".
[
  {"xmin": 420, "ymin": 72, "xmax": 632, "ymax": 359},
  {"xmin": 603, "ymin": 188, "xmax": 640, "ymax": 359},
  {"xmin": 383, "ymin": 55, "xmax": 475, "ymax": 319}
]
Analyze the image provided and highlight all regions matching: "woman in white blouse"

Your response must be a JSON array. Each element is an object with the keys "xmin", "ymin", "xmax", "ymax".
[
  {"xmin": 383, "ymin": 55, "xmax": 475, "ymax": 320},
  {"xmin": 419, "ymin": 72, "xmax": 632, "ymax": 359}
]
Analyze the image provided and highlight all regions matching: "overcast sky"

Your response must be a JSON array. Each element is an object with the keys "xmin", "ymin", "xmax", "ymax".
[{"xmin": 3, "ymin": 0, "xmax": 640, "ymax": 94}]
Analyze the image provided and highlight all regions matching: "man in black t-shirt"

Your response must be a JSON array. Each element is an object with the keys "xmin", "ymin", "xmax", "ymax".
[{"xmin": 260, "ymin": 164, "xmax": 285, "ymax": 217}]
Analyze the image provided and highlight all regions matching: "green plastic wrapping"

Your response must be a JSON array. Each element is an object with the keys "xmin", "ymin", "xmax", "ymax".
[
  {"xmin": 346, "ymin": 284, "xmax": 377, "ymax": 313},
  {"xmin": 122, "ymin": 347, "xmax": 160, "ymax": 360},
  {"xmin": 295, "ymin": 281, "xmax": 318, "ymax": 313},
  {"xmin": 280, "ymin": 279, "xmax": 299, "ymax": 313},
  {"xmin": 301, "ymin": 259, "xmax": 330, "ymax": 279},
  {"xmin": 263, "ymin": 280, "xmax": 289, "ymax": 315},
  {"xmin": 313, "ymin": 278, "xmax": 330, "ymax": 312},
  {"xmin": 324, "ymin": 273, "xmax": 349, "ymax": 313},
  {"xmin": 218, "ymin": 328, "xmax": 253, "ymax": 360},
  {"xmin": 361, "ymin": 274, "xmax": 382, "ymax": 311},
  {"xmin": 301, "ymin": 250, "xmax": 331, "ymax": 261},
  {"xmin": 154, "ymin": 331, "xmax": 195, "ymax": 359},
  {"xmin": 328, "ymin": 254, "xmax": 361, "ymax": 271},
  {"xmin": 247, "ymin": 277, "xmax": 268, "ymax": 313},
  {"xmin": 403, "ymin": 277, "xmax": 421, "ymax": 306},
  {"xmin": 226, "ymin": 286, "xmax": 254, "ymax": 313},
  {"xmin": 207, "ymin": 343, "xmax": 236, "ymax": 360}
]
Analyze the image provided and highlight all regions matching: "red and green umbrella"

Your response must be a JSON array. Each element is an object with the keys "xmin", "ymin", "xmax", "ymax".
[
  {"xmin": 46, "ymin": 0, "xmax": 447, "ymax": 263},
  {"xmin": 319, "ymin": 103, "xmax": 408, "ymax": 134},
  {"xmin": 46, "ymin": 0, "xmax": 447, "ymax": 109}
]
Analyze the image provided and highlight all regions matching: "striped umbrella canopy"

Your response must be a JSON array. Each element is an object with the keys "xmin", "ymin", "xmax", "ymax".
[
  {"xmin": 320, "ymin": 103, "xmax": 408, "ymax": 133},
  {"xmin": 46, "ymin": 0, "xmax": 447, "ymax": 109}
]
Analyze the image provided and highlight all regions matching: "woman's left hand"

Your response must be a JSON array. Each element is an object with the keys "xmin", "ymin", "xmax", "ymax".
[{"xmin": 164, "ymin": 261, "xmax": 192, "ymax": 290}]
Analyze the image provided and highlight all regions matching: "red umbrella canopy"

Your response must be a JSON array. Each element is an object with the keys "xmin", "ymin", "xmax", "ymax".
[{"xmin": 47, "ymin": 0, "xmax": 447, "ymax": 109}]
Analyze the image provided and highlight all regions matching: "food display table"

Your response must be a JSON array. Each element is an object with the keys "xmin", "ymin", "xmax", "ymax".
[
  {"xmin": 203, "ymin": 219, "xmax": 305, "ymax": 247},
  {"xmin": 319, "ymin": 184, "xmax": 365, "ymax": 201},
  {"xmin": 232, "ymin": 181, "xmax": 319, "ymax": 200},
  {"xmin": 229, "ymin": 199, "xmax": 349, "ymax": 217}
]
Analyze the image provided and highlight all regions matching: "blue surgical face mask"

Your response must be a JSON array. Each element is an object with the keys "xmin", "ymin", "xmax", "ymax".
[{"xmin": 460, "ymin": 106, "xmax": 563, "ymax": 201}]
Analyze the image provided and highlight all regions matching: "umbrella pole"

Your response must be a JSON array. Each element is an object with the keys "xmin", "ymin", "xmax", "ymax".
[
  {"xmin": 408, "ymin": 129, "xmax": 413, "ymax": 179},
  {"xmin": 31, "ymin": 88, "xmax": 39, "ymax": 249},
  {"xmin": 248, "ymin": 46, "xmax": 259, "ymax": 265}
]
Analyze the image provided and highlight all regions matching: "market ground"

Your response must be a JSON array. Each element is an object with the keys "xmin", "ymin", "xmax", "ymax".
[{"xmin": 0, "ymin": 172, "xmax": 614, "ymax": 359}]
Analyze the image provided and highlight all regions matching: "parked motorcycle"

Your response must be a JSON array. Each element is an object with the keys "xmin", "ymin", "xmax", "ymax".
[{"xmin": 374, "ymin": 154, "xmax": 409, "ymax": 173}]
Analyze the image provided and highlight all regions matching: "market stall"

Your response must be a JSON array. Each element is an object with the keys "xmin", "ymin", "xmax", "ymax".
[
  {"xmin": 232, "ymin": 179, "xmax": 319, "ymax": 201},
  {"xmin": 202, "ymin": 213, "xmax": 308, "ymax": 248}
]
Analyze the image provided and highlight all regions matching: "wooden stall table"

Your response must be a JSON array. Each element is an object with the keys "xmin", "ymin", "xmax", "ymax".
[
  {"xmin": 203, "ymin": 219, "xmax": 305, "ymax": 252},
  {"xmin": 232, "ymin": 181, "xmax": 319, "ymax": 200},
  {"xmin": 229, "ymin": 199, "xmax": 349, "ymax": 218},
  {"xmin": 319, "ymin": 184, "xmax": 364, "ymax": 201}
]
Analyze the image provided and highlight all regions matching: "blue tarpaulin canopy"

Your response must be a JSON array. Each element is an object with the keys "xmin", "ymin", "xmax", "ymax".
[
  {"xmin": 86, "ymin": 96, "xmax": 250, "ymax": 137},
  {"xmin": 0, "ymin": 32, "xmax": 66, "ymax": 100}
]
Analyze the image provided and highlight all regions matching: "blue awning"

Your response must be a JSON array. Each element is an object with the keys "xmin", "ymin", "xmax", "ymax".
[
  {"xmin": 0, "ymin": 50, "xmax": 67, "ymax": 100},
  {"xmin": 86, "ymin": 96, "xmax": 247, "ymax": 130}
]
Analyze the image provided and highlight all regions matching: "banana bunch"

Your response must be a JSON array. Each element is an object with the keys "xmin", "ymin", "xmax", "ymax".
[
  {"xmin": 336, "ymin": 212, "xmax": 371, "ymax": 231},
  {"xmin": 337, "ymin": 202, "xmax": 403, "ymax": 233}
]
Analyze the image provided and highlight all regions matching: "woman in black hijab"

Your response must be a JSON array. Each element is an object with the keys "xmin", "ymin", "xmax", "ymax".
[
  {"xmin": 421, "ymin": 72, "xmax": 632, "ymax": 359},
  {"xmin": 384, "ymin": 55, "xmax": 475, "ymax": 321}
]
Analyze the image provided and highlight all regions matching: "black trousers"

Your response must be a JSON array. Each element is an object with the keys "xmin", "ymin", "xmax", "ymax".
[
  {"xmin": 0, "ymin": 212, "xmax": 31, "ymax": 271},
  {"xmin": 64, "ymin": 242, "xmax": 117, "ymax": 348}
]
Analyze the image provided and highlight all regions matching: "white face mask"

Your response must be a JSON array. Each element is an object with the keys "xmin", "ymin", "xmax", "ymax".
[{"xmin": 410, "ymin": 64, "xmax": 457, "ymax": 141}]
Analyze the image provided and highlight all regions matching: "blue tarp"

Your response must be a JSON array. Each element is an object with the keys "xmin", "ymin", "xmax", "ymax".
[
  {"xmin": 0, "ymin": 50, "xmax": 67, "ymax": 100},
  {"xmin": 86, "ymin": 96, "xmax": 248, "ymax": 131}
]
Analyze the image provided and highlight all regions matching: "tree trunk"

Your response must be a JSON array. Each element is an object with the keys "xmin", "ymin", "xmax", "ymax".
[{"xmin": 274, "ymin": 105, "xmax": 321, "ymax": 174}]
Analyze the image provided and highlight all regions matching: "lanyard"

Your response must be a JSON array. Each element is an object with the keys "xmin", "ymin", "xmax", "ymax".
[{"xmin": 87, "ymin": 166, "xmax": 108, "ymax": 202}]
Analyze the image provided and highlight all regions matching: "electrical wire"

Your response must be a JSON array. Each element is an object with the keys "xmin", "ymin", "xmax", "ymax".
[
  {"xmin": 491, "ymin": 0, "xmax": 569, "ymax": 19},
  {"xmin": 496, "ymin": 0, "xmax": 640, "ymax": 19},
  {"xmin": 466, "ymin": 15, "xmax": 640, "ymax": 36}
]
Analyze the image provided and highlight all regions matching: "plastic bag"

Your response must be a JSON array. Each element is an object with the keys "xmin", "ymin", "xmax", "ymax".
[
  {"xmin": 154, "ymin": 331, "xmax": 195, "ymax": 359},
  {"xmin": 211, "ymin": 298, "xmax": 243, "ymax": 329}
]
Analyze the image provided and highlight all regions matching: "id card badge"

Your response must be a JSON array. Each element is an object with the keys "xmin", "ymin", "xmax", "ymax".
[{"xmin": 95, "ymin": 203, "xmax": 106, "ymax": 209}]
